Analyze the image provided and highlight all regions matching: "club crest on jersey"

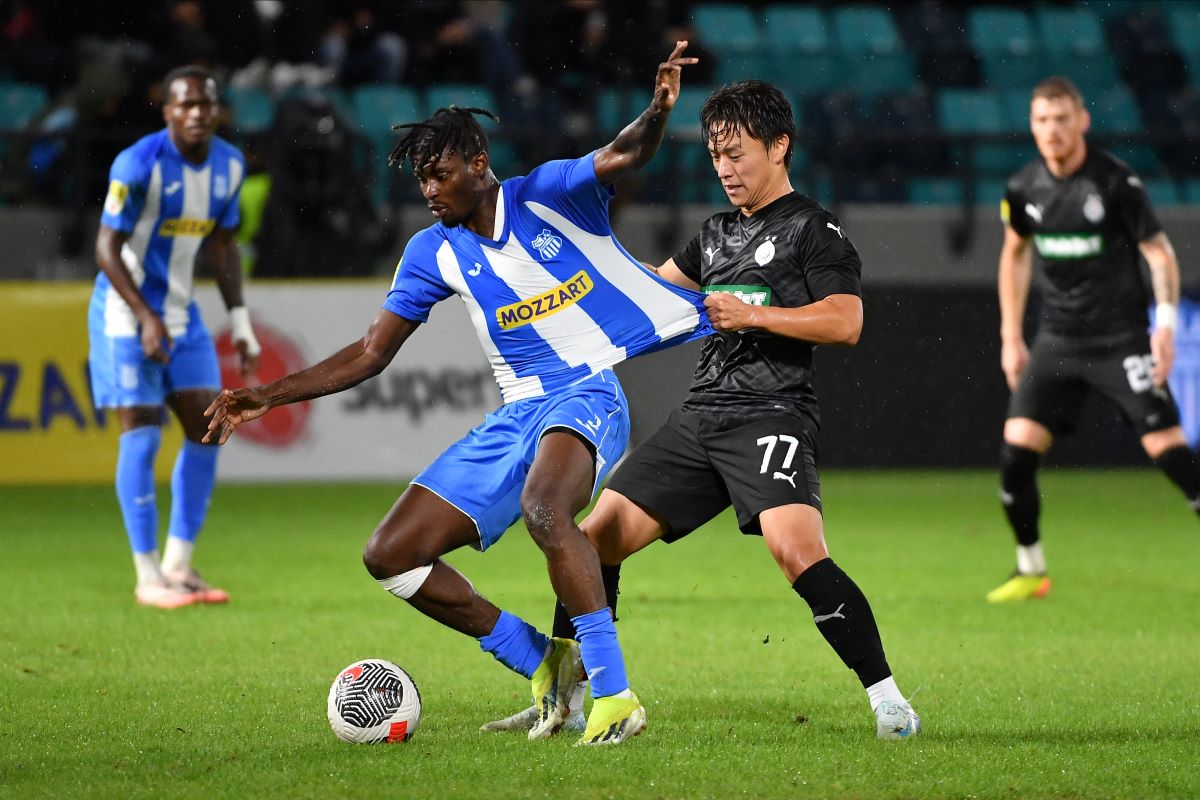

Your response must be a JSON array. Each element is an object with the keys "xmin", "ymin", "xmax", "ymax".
[
  {"xmin": 1083, "ymin": 193, "xmax": 1105, "ymax": 223},
  {"xmin": 754, "ymin": 236, "xmax": 776, "ymax": 266},
  {"xmin": 530, "ymin": 229, "xmax": 563, "ymax": 260}
]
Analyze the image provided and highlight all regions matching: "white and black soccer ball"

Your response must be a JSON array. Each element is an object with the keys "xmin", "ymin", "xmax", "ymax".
[{"xmin": 327, "ymin": 659, "xmax": 422, "ymax": 744}]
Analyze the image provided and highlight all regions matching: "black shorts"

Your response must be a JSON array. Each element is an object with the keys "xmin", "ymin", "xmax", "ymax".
[
  {"xmin": 1008, "ymin": 331, "xmax": 1180, "ymax": 436},
  {"xmin": 605, "ymin": 408, "xmax": 821, "ymax": 541}
]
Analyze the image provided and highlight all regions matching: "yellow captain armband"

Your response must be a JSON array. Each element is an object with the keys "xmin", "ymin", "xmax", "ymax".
[{"xmin": 999, "ymin": 198, "xmax": 1011, "ymax": 224}]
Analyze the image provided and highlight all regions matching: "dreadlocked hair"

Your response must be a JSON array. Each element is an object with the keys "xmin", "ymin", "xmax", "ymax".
[{"xmin": 387, "ymin": 106, "xmax": 499, "ymax": 173}]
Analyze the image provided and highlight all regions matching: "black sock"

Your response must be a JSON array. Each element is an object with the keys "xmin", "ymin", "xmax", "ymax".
[
  {"xmin": 552, "ymin": 563, "xmax": 622, "ymax": 639},
  {"xmin": 1154, "ymin": 445, "xmax": 1200, "ymax": 514},
  {"xmin": 792, "ymin": 558, "xmax": 891, "ymax": 688},
  {"xmin": 1000, "ymin": 443, "xmax": 1042, "ymax": 546}
]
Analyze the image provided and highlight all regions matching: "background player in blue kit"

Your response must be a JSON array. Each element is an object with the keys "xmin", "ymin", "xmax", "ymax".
[
  {"xmin": 204, "ymin": 43, "xmax": 707, "ymax": 745},
  {"xmin": 90, "ymin": 65, "xmax": 260, "ymax": 610}
]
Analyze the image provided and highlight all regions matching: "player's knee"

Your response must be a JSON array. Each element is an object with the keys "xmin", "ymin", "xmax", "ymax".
[
  {"xmin": 362, "ymin": 524, "xmax": 429, "ymax": 580},
  {"xmin": 1000, "ymin": 443, "xmax": 1041, "ymax": 491}
]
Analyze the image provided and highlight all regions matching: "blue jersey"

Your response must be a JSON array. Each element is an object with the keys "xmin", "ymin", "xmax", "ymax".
[
  {"xmin": 94, "ymin": 129, "xmax": 244, "ymax": 338},
  {"xmin": 384, "ymin": 153, "xmax": 711, "ymax": 403}
]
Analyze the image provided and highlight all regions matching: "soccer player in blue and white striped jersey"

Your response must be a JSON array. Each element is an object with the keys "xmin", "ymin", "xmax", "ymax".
[
  {"xmin": 90, "ymin": 66, "xmax": 260, "ymax": 610},
  {"xmin": 206, "ymin": 43, "xmax": 706, "ymax": 745}
]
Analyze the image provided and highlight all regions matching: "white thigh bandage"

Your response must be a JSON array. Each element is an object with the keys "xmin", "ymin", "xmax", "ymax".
[{"xmin": 378, "ymin": 564, "xmax": 434, "ymax": 599}]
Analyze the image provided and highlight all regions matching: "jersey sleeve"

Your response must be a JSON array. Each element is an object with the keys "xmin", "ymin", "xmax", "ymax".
[
  {"xmin": 1001, "ymin": 179, "xmax": 1031, "ymax": 236},
  {"xmin": 1115, "ymin": 172, "xmax": 1163, "ymax": 242},
  {"xmin": 795, "ymin": 213, "xmax": 862, "ymax": 300},
  {"xmin": 520, "ymin": 152, "xmax": 613, "ymax": 234},
  {"xmin": 672, "ymin": 233, "xmax": 703, "ymax": 284},
  {"xmin": 382, "ymin": 231, "xmax": 454, "ymax": 323},
  {"xmin": 217, "ymin": 152, "xmax": 245, "ymax": 230},
  {"xmin": 100, "ymin": 149, "xmax": 149, "ymax": 233}
]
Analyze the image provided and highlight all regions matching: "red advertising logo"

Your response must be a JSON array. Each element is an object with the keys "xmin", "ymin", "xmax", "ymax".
[{"xmin": 214, "ymin": 320, "xmax": 311, "ymax": 448}]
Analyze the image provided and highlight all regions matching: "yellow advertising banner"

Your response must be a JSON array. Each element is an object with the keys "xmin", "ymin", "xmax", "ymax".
[{"xmin": 0, "ymin": 282, "xmax": 184, "ymax": 483}]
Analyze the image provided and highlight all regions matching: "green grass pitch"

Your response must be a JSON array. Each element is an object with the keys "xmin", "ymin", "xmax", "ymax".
[{"xmin": 2, "ymin": 470, "xmax": 1198, "ymax": 799}]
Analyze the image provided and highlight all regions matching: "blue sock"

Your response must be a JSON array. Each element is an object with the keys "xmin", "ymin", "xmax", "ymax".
[
  {"xmin": 572, "ymin": 608, "xmax": 629, "ymax": 698},
  {"xmin": 478, "ymin": 610, "xmax": 550, "ymax": 679},
  {"xmin": 168, "ymin": 440, "xmax": 219, "ymax": 542},
  {"xmin": 115, "ymin": 426, "xmax": 162, "ymax": 554}
]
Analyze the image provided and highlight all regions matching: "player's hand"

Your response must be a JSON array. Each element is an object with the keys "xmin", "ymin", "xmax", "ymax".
[
  {"xmin": 704, "ymin": 292, "xmax": 761, "ymax": 332},
  {"xmin": 137, "ymin": 312, "xmax": 171, "ymax": 364},
  {"xmin": 203, "ymin": 387, "xmax": 270, "ymax": 445},
  {"xmin": 652, "ymin": 41, "xmax": 699, "ymax": 113},
  {"xmin": 1000, "ymin": 337, "xmax": 1029, "ymax": 392},
  {"xmin": 1150, "ymin": 326, "xmax": 1175, "ymax": 387},
  {"xmin": 235, "ymin": 339, "xmax": 260, "ymax": 379}
]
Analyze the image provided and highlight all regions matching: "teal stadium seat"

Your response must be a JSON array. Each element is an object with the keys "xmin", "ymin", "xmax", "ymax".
[
  {"xmin": 1184, "ymin": 179, "xmax": 1200, "ymax": 205},
  {"xmin": 1088, "ymin": 83, "xmax": 1143, "ymax": 135},
  {"xmin": 1108, "ymin": 143, "xmax": 1160, "ymax": 175},
  {"xmin": 351, "ymin": 86, "xmax": 421, "ymax": 206},
  {"xmin": 1165, "ymin": 6, "xmax": 1200, "ymax": 78},
  {"xmin": 424, "ymin": 84, "xmax": 496, "ymax": 123},
  {"xmin": 762, "ymin": 5, "xmax": 838, "ymax": 94},
  {"xmin": 594, "ymin": 88, "xmax": 642, "ymax": 136},
  {"xmin": 938, "ymin": 88, "xmax": 1004, "ymax": 134},
  {"xmin": 830, "ymin": 6, "xmax": 917, "ymax": 95},
  {"xmin": 666, "ymin": 86, "xmax": 709, "ymax": 139},
  {"xmin": 692, "ymin": 5, "xmax": 764, "ymax": 85},
  {"xmin": 967, "ymin": 7, "xmax": 1045, "ymax": 89},
  {"xmin": 224, "ymin": 87, "xmax": 273, "ymax": 133},
  {"xmin": 909, "ymin": 177, "xmax": 963, "ymax": 205},
  {"xmin": 1034, "ymin": 6, "xmax": 1119, "ymax": 97},
  {"xmin": 1142, "ymin": 178, "xmax": 1181, "ymax": 207},
  {"xmin": 0, "ymin": 82, "xmax": 49, "ymax": 130}
]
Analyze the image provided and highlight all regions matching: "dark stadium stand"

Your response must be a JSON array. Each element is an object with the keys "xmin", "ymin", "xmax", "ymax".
[{"xmin": 2, "ymin": 0, "xmax": 1200, "ymax": 210}]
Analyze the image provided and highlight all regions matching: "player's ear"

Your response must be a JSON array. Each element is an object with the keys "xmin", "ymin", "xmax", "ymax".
[
  {"xmin": 471, "ymin": 151, "xmax": 489, "ymax": 177},
  {"xmin": 1079, "ymin": 107, "xmax": 1091, "ymax": 136},
  {"xmin": 771, "ymin": 135, "xmax": 790, "ymax": 167}
]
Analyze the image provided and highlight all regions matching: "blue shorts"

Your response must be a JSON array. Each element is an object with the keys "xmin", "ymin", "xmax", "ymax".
[
  {"xmin": 412, "ymin": 369, "xmax": 631, "ymax": 550},
  {"xmin": 88, "ymin": 304, "xmax": 220, "ymax": 408}
]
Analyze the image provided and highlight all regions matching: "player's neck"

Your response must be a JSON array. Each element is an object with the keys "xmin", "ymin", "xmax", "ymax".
[
  {"xmin": 168, "ymin": 130, "xmax": 210, "ymax": 165},
  {"xmin": 740, "ymin": 177, "xmax": 794, "ymax": 217},
  {"xmin": 463, "ymin": 181, "xmax": 501, "ymax": 239},
  {"xmin": 1044, "ymin": 142, "xmax": 1087, "ymax": 179}
]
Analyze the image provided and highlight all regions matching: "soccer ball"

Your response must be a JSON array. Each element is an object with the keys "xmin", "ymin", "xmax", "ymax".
[{"xmin": 327, "ymin": 659, "xmax": 422, "ymax": 744}]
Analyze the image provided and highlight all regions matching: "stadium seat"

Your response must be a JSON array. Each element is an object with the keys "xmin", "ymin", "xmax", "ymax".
[
  {"xmin": 1183, "ymin": 179, "xmax": 1200, "ymax": 204},
  {"xmin": 1164, "ymin": 6, "xmax": 1200, "ymax": 78},
  {"xmin": 594, "ymin": 88, "xmax": 642, "ymax": 136},
  {"xmin": 763, "ymin": 5, "xmax": 829, "ymax": 57},
  {"xmin": 424, "ymin": 84, "xmax": 496, "ymax": 124},
  {"xmin": 353, "ymin": 86, "xmax": 422, "ymax": 139},
  {"xmin": 978, "ymin": 178, "xmax": 1009, "ymax": 206},
  {"xmin": 1142, "ymin": 178, "xmax": 1181, "ymax": 206},
  {"xmin": 967, "ymin": 6, "xmax": 1037, "ymax": 57},
  {"xmin": 937, "ymin": 89, "xmax": 1004, "ymax": 134},
  {"xmin": 1035, "ymin": 6, "xmax": 1105, "ymax": 58},
  {"xmin": 1107, "ymin": 143, "xmax": 1161, "ymax": 175},
  {"xmin": 224, "ymin": 87, "xmax": 273, "ymax": 133},
  {"xmin": 908, "ymin": 177, "xmax": 963, "ymax": 205},
  {"xmin": 692, "ymin": 5, "xmax": 764, "ymax": 84},
  {"xmin": 666, "ymin": 86, "xmax": 709, "ymax": 139},
  {"xmin": 0, "ymin": 82, "xmax": 49, "ymax": 130},
  {"xmin": 830, "ymin": 6, "xmax": 916, "ymax": 95},
  {"xmin": 1088, "ymin": 84, "xmax": 1144, "ymax": 135}
]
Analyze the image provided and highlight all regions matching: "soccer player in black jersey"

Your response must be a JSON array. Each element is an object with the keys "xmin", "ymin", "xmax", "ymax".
[
  {"xmin": 988, "ymin": 76, "xmax": 1197, "ymax": 603},
  {"xmin": 485, "ymin": 80, "xmax": 920, "ymax": 740}
]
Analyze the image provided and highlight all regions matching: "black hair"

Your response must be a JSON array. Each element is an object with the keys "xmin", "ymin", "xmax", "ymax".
[
  {"xmin": 387, "ymin": 106, "xmax": 499, "ymax": 174},
  {"xmin": 699, "ymin": 81, "xmax": 796, "ymax": 168},
  {"xmin": 162, "ymin": 65, "xmax": 217, "ymax": 96}
]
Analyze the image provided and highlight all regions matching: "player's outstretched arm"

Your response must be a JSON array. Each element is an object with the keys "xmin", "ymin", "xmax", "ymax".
[
  {"xmin": 1140, "ymin": 232, "xmax": 1182, "ymax": 386},
  {"xmin": 704, "ymin": 292, "xmax": 863, "ymax": 345},
  {"xmin": 203, "ymin": 310, "xmax": 418, "ymax": 444},
  {"xmin": 592, "ymin": 40, "xmax": 698, "ymax": 185},
  {"xmin": 96, "ymin": 224, "xmax": 171, "ymax": 364},
  {"xmin": 208, "ymin": 228, "xmax": 260, "ymax": 377},
  {"xmin": 998, "ymin": 224, "xmax": 1034, "ymax": 391}
]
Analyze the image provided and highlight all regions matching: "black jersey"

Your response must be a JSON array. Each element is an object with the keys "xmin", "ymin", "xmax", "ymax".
[
  {"xmin": 1003, "ymin": 148, "xmax": 1162, "ymax": 338},
  {"xmin": 672, "ymin": 192, "xmax": 863, "ymax": 422}
]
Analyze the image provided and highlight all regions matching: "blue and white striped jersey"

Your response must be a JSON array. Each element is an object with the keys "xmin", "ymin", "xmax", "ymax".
[
  {"xmin": 384, "ymin": 153, "xmax": 712, "ymax": 403},
  {"xmin": 94, "ymin": 129, "xmax": 244, "ymax": 337}
]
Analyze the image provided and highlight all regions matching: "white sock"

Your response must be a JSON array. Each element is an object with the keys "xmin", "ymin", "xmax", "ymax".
[
  {"xmin": 161, "ymin": 536, "xmax": 194, "ymax": 576},
  {"xmin": 1016, "ymin": 542, "xmax": 1046, "ymax": 575},
  {"xmin": 866, "ymin": 675, "xmax": 904, "ymax": 711},
  {"xmin": 133, "ymin": 551, "xmax": 164, "ymax": 586}
]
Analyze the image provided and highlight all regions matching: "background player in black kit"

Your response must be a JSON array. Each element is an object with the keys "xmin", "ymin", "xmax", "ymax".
[
  {"xmin": 989, "ymin": 76, "xmax": 1196, "ymax": 603},
  {"xmin": 485, "ymin": 80, "xmax": 920, "ymax": 740}
]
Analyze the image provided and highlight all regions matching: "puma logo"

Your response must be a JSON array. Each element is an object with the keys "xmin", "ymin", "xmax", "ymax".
[
  {"xmin": 772, "ymin": 470, "xmax": 797, "ymax": 487},
  {"xmin": 813, "ymin": 603, "xmax": 846, "ymax": 624},
  {"xmin": 1025, "ymin": 203, "xmax": 1044, "ymax": 224},
  {"xmin": 826, "ymin": 221, "xmax": 843, "ymax": 238},
  {"xmin": 704, "ymin": 246, "xmax": 716, "ymax": 264}
]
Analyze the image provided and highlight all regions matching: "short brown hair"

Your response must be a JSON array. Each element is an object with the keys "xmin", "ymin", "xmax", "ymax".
[{"xmin": 1032, "ymin": 76, "xmax": 1084, "ymax": 107}]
